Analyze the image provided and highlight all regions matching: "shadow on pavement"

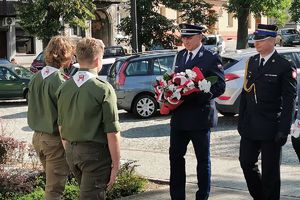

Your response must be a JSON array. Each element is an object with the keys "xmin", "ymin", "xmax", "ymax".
[
  {"xmin": 1, "ymin": 111, "xmax": 27, "ymax": 119},
  {"xmin": 119, "ymin": 111, "xmax": 170, "ymax": 123},
  {"xmin": 21, "ymin": 126, "xmax": 32, "ymax": 132},
  {"xmin": 121, "ymin": 123, "xmax": 170, "ymax": 138}
]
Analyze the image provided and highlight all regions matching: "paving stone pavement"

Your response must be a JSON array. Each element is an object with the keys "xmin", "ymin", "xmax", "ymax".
[{"xmin": 1, "ymin": 101, "xmax": 300, "ymax": 199}]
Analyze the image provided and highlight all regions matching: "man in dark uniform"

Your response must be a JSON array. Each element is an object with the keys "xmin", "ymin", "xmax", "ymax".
[
  {"xmin": 238, "ymin": 24, "xmax": 297, "ymax": 200},
  {"xmin": 169, "ymin": 23, "xmax": 225, "ymax": 200}
]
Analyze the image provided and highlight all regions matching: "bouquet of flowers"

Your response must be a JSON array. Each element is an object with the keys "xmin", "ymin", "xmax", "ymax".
[{"xmin": 154, "ymin": 67, "xmax": 217, "ymax": 115}]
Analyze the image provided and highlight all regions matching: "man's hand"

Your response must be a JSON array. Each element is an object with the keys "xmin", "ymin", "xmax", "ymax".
[
  {"xmin": 106, "ymin": 132, "xmax": 120, "ymax": 190},
  {"xmin": 107, "ymin": 164, "xmax": 119, "ymax": 190},
  {"xmin": 275, "ymin": 131, "xmax": 288, "ymax": 146}
]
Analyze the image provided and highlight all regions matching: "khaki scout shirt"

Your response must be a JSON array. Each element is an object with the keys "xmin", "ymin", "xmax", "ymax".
[
  {"xmin": 27, "ymin": 67, "xmax": 66, "ymax": 135},
  {"xmin": 57, "ymin": 68, "xmax": 120, "ymax": 144}
]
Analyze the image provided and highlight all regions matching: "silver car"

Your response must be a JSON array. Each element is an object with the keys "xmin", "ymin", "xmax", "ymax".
[
  {"xmin": 216, "ymin": 47, "xmax": 300, "ymax": 116},
  {"xmin": 107, "ymin": 51, "xmax": 177, "ymax": 118}
]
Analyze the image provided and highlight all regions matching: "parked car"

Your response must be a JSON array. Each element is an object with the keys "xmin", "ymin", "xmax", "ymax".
[
  {"xmin": 103, "ymin": 46, "xmax": 126, "ymax": 58},
  {"xmin": 68, "ymin": 57, "xmax": 116, "ymax": 81},
  {"xmin": 203, "ymin": 35, "xmax": 225, "ymax": 54},
  {"xmin": 30, "ymin": 52, "xmax": 45, "ymax": 73},
  {"xmin": 30, "ymin": 46, "xmax": 125, "ymax": 73},
  {"xmin": 0, "ymin": 58, "xmax": 10, "ymax": 64},
  {"xmin": 215, "ymin": 47, "xmax": 300, "ymax": 116},
  {"xmin": 276, "ymin": 28, "xmax": 300, "ymax": 46},
  {"xmin": 107, "ymin": 51, "xmax": 177, "ymax": 118},
  {"xmin": 0, "ymin": 64, "xmax": 33, "ymax": 101},
  {"xmin": 248, "ymin": 34, "xmax": 255, "ymax": 48}
]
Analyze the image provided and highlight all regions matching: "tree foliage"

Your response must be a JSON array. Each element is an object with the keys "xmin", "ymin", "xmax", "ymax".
[
  {"xmin": 16, "ymin": 0, "xmax": 96, "ymax": 47},
  {"xmin": 118, "ymin": 0, "xmax": 218, "ymax": 51},
  {"xmin": 225, "ymin": 0, "xmax": 292, "ymax": 49},
  {"xmin": 290, "ymin": 0, "xmax": 300, "ymax": 23}
]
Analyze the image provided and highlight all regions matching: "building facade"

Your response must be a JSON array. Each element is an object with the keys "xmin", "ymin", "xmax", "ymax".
[
  {"xmin": 158, "ymin": 0, "xmax": 268, "ymax": 40},
  {"xmin": 0, "ymin": 0, "xmax": 124, "ymax": 66}
]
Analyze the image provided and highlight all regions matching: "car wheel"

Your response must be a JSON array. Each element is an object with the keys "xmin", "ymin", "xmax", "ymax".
[
  {"xmin": 219, "ymin": 111, "xmax": 236, "ymax": 117},
  {"xmin": 133, "ymin": 95, "xmax": 157, "ymax": 118}
]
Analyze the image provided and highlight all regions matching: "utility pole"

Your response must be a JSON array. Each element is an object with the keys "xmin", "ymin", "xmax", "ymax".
[{"xmin": 130, "ymin": 0, "xmax": 138, "ymax": 53}]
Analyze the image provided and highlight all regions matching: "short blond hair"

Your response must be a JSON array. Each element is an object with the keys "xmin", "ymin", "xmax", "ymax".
[
  {"xmin": 76, "ymin": 37, "xmax": 105, "ymax": 64},
  {"xmin": 44, "ymin": 36, "xmax": 75, "ymax": 68}
]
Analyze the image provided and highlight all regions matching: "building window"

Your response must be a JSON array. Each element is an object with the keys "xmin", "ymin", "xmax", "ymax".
[
  {"xmin": 228, "ymin": 12, "xmax": 233, "ymax": 27},
  {"xmin": 71, "ymin": 26, "xmax": 85, "ymax": 37},
  {"xmin": 16, "ymin": 28, "xmax": 35, "ymax": 54},
  {"xmin": 248, "ymin": 14, "xmax": 252, "ymax": 29}
]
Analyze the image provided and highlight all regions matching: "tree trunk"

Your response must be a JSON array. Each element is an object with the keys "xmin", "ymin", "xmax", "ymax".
[
  {"xmin": 42, "ymin": 39, "xmax": 50, "ymax": 49},
  {"xmin": 236, "ymin": 8, "xmax": 250, "ymax": 50}
]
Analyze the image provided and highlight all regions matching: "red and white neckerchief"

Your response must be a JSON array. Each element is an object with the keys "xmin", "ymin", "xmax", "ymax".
[
  {"xmin": 41, "ymin": 66, "xmax": 58, "ymax": 79},
  {"xmin": 73, "ymin": 71, "xmax": 96, "ymax": 87}
]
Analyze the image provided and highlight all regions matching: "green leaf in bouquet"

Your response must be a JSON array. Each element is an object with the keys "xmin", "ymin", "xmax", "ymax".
[
  {"xmin": 163, "ymin": 73, "xmax": 172, "ymax": 81},
  {"xmin": 205, "ymin": 76, "xmax": 218, "ymax": 85}
]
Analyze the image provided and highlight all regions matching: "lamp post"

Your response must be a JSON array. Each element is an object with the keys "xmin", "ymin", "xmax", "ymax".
[{"xmin": 130, "ymin": 0, "xmax": 138, "ymax": 53}]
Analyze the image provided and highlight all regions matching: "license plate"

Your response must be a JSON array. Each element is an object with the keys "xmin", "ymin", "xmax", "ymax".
[{"xmin": 293, "ymin": 41, "xmax": 299, "ymax": 43}]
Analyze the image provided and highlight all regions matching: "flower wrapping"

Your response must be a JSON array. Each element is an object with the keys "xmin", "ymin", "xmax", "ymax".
[{"xmin": 154, "ymin": 67, "xmax": 218, "ymax": 115}]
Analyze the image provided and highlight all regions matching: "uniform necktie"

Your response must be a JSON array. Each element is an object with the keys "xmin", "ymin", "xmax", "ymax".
[
  {"xmin": 259, "ymin": 58, "xmax": 265, "ymax": 68},
  {"xmin": 186, "ymin": 52, "xmax": 193, "ymax": 64}
]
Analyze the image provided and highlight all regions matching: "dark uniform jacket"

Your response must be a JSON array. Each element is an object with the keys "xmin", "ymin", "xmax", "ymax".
[
  {"xmin": 238, "ymin": 51, "xmax": 297, "ymax": 140},
  {"xmin": 171, "ymin": 45, "xmax": 225, "ymax": 130}
]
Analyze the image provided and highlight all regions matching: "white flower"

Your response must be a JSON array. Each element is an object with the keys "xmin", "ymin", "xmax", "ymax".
[
  {"xmin": 198, "ymin": 79, "xmax": 211, "ymax": 93},
  {"xmin": 185, "ymin": 69, "xmax": 197, "ymax": 80},
  {"xmin": 185, "ymin": 80, "xmax": 195, "ymax": 89},
  {"xmin": 168, "ymin": 84, "xmax": 176, "ymax": 92},
  {"xmin": 171, "ymin": 89, "xmax": 182, "ymax": 100}
]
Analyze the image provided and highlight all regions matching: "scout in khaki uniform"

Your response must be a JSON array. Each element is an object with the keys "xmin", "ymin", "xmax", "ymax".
[
  {"xmin": 27, "ymin": 36, "xmax": 74, "ymax": 200},
  {"xmin": 57, "ymin": 37, "xmax": 121, "ymax": 200}
]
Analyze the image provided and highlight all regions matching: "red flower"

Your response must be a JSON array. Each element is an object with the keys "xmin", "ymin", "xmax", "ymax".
[{"xmin": 192, "ymin": 67, "xmax": 204, "ymax": 82}]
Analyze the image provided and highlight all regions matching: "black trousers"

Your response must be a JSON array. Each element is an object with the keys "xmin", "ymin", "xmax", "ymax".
[
  {"xmin": 239, "ymin": 137, "xmax": 281, "ymax": 200},
  {"xmin": 169, "ymin": 128, "xmax": 211, "ymax": 200}
]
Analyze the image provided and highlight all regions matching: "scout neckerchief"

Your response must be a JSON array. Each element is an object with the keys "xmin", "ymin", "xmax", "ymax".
[
  {"xmin": 41, "ymin": 66, "xmax": 58, "ymax": 79},
  {"xmin": 73, "ymin": 70, "xmax": 96, "ymax": 87}
]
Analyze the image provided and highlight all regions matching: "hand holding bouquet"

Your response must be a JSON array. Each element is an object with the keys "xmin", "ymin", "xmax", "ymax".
[{"xmin": 154, "ymin": 67, "xmax": 217, "ymax": 115}]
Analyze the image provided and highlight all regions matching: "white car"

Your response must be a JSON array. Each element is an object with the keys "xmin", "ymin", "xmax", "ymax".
[
  {"xmin": 69, "ymin": 57, "xmax": 116, "ymax": 81},
  {"xmin": 203, "ymin": 35, "xmax": 225, "ymax": 54},
  {"xmin": 216, "ymin": 47, "xmax": 300, "ymax": 116}
]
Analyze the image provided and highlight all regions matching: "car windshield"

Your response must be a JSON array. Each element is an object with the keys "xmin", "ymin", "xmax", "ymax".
[
  {"xmin": 282, "ymin": 29, "xmax": 299, "ymax": 35},
  {"xmin": 103, "ymin": 47, "xmax": 125, "ymax": 58},
  {"xmin": 222, "ymin": 57, "xmax": 239, "ymax": 70},
  {"xmin": 109, "ymin": 60, "xmax": 124, "ymax": 77},
  {"xmin": 99, "ymin": 64, "xmax": 113, "ymax": 76},
  {"xmin": 248, "ymin": 34, "xmax": 254, "ymax": 40},
  {"xmin": 203, "ymin": 37, "xmax": 217, "ymax": 45},
  {"xmin": 10, "ymin": 66, "xmax": 33, "ymax": 78}
]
